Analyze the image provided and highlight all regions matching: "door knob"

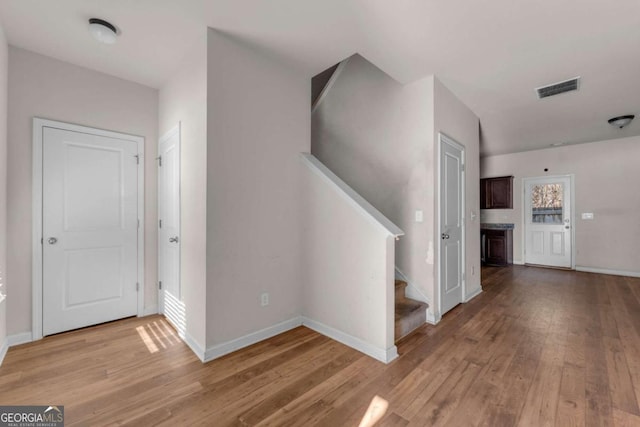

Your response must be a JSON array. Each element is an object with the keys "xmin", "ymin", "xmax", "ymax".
[
  {"xmin": 441, "ymin": 233, "xmax": 450, "ymax": 240},
  {"xmin": 169, "ymin": 236, "xmax": 179, "ymax": 243},
  {"xmin": 48, "ymin": 237, "xmax": 58, "ymax": 244}
]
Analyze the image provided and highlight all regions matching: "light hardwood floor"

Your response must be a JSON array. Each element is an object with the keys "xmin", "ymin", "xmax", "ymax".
[{"xmin": 2, "ymin": 265, "xmax": 640, "ymax": 426}]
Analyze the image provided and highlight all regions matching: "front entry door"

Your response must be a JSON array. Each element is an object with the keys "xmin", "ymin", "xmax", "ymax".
[
  {"xmin": 42, "ymin": 126, "xmax": 139, "ymax": 336},
  {"xmin": 440, "ymin": 134, "xmax": 465, "ymax": 316},
  {"xmin": 158, "ymin": 125, "xmax": 181, "ymax": 326},
  {"xmin": 524, "ymin": 176, "xmax": 572, "ymax": 268}
]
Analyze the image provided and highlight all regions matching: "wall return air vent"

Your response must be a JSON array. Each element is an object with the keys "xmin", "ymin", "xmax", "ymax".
[{"xmin": 536, "ymin": 77, "xmax": 580, "ymax": 99}]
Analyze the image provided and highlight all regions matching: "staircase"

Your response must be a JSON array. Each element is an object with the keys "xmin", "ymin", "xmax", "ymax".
[{"xmin": 395, "ymin": 280, "xmax": 428, "ymax": 341}]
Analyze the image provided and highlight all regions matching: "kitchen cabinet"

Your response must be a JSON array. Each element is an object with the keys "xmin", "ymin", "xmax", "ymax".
[
  {"xmin": 481, "ymin": 176, "xmax": 513, "ymax": 209},
  {"xmin": 481, "ymin": 228, "xmax": 513, "ymax": 266}
]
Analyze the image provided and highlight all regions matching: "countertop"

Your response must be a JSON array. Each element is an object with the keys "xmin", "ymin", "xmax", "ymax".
[{"xmin": 480, "ymin": 223, "xmax": 515, "ymax": 230}]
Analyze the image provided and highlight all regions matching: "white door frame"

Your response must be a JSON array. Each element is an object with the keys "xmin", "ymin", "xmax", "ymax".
[
  {"xmin": 32, "ymin": 118, "xmax": 145, "ymax": 341},
  {"xmin": 436, "ymin": 133, "xmax": 466, "ymax": 322},
  {"xmin": 521, "ymin": 174, "xmax": 575, "ymax": 269}
]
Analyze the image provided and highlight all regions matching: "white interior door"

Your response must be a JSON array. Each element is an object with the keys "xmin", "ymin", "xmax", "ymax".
[
  {"xmin": 158, "ymin": 125, "xmax": 181, "ymax": 325},
  {"xmin": 524, "ymin": 176, "xmax": 572, "ymax": 268},
  {"xmin": 440, "ymin": 135, "xmax": 465, "ymax": 316},
  {"xmin": 42, "ymin": 127, "xmax": 139, "ymax": 336}
]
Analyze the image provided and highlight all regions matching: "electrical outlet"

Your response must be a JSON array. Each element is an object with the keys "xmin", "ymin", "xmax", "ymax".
[{"xmin": 260, "ymin": 292, "xmax": 269, "ymax": 307}]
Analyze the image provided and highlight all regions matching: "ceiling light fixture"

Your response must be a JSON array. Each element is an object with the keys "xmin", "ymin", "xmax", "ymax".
[
  {"xmin": 608, "ymin": 114, "xmax": 634, "ymax": 129},
  {"xmin": 88, "ymin": 18, "xmax": 117, "ymax": 44}
]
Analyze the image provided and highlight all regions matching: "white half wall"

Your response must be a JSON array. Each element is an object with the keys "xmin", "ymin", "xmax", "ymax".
[
  {"xmin": 205, "ymin": 29, "xmax": 309, "ymax": 348},
  {"xmin": 158, "ymin": 33, "xmax": 208, "ymax": 351},
  {"xmin": 481, "ymin": 136, "xmax": 640, "ymax": 274},
  {"xmin": 302, "ymin": 154, "xmax": 398, "ymax": 362},
  {"xmin": 7, "ymin": 47, "xmax": 159, "ymax": 336}
]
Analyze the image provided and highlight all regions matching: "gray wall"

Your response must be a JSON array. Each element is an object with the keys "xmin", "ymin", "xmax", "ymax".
[{"xmin": 205, "ymin": 29, "xmax": 309, "ymax": 348}]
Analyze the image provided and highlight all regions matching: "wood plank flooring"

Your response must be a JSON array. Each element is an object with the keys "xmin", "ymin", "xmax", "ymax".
[{"xmin": 1, "ymin": 265, "xmax": 640, "ymax": 426}]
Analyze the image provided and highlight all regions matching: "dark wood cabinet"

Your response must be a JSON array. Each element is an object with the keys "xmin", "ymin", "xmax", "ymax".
[
  {"xmin": 481, "ymin": 229, "xmax": 513, "ymax": 266},
  {"xmin": 480, "ymin": 176, "xmax": 513, "ymax": 209}
]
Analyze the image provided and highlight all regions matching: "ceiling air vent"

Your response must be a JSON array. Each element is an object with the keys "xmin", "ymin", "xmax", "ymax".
[{"xmin": 536, "ymin": 77, "xmax": 580, "ymax": 99}]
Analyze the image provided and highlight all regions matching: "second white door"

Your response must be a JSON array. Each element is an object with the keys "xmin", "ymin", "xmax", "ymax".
[
  {"xmin": 524, "ymin": 176, "xmax": 573, "ymax": 268},
  {"xmin": 158, "ymin": 125, "xmax": 181, "ymax": 326}
]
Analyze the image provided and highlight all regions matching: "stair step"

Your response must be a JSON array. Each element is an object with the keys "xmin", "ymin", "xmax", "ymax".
[
  {"xmin": 395, "ymin": 280, "xmax": 408, "ymax": 301},
  {"xmin": 395, "ymin": 297, "xmax": 427, "ymax": 342}
]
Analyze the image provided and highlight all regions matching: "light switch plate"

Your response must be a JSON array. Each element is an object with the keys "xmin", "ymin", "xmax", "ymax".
[
  {"xmin": 415, "ymin": 210, "xmax": 424, "ymax": 223},
  {"xmin": 581, "ymin": 212, "xmax": 594, "ymax": 220}
]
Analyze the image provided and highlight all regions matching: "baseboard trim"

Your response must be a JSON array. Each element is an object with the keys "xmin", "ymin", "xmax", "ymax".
[
  {"xmin": 183, "ymin": 332, "xmax": 206, "ymax": 363},
  {"xmin": 142, "ymin": 305, "xmax": 159, "ymax": 316},
  {"xmin": 302, "ymin": 317, "xmax": 397, "ymax": 364},
  {"xmin": 160, "ymin": 313, "xmax": 206, "ymax": 362},
  {"xmin": 464, "ymin": 287, "xmax": 483, "ymax": 303},
  {"xmin": 204, "ymin": 316, "xmax": 304, "ymax": 363},
  {"xmin": 0, "ymin": 332, "xmax": 33, "ymax": 367},
  {"xmin": 8, "ymin": 332, "xmax": 33, "ymax": 347},
  {"xmin": 513, "ymin": 260, "xmax": 525, "ymax": 265},
  {"xmin": 426, "ymin": 308, "xmax": 441, "ymax": 325},
  {"xmin": 575, "ymin": 266, "xmax": 640, "ymax": 278}
]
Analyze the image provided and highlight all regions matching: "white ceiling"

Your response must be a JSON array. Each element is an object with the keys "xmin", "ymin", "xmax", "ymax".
[{"xmin": 1, "ymin": 0, "xmax": 639, "ymax": 156}]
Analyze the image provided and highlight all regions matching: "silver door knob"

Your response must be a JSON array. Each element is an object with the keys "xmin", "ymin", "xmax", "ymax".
[
  {"xmin": 441, "ymin": 233, "xmax": 450, "ymax": 240},
  {"xmin": 48, "ymin": 237, "xmax": 58, "ymax": 244},
  {"xmin": 169, "ymin": 236, "xmax": 179, "ymax": 243}
]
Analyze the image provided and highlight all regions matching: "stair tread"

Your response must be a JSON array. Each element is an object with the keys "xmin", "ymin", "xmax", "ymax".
[
  {"xmin": 395, "ymin": 298, "xmax": 428, "ymax": 318},
  {"xmin": 395, "ymin": 280, "xmax": 409, "ymax": 302},
  {"xmin": 395, "ymin": 280, "xmax": 407, "ymax": 288},
  {"xmin": 394, "ymin": 295, "xmax": 428, "ymax": 342}
]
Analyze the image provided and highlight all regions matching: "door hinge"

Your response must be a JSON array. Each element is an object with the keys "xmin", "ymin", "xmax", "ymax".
[
  {"xmin": 461, "ymin": 164, "xmax": 465, "ymax": 172},
  {"xmin": 156, "ymin": 155, "xmax": 162, "ymax": 167},
  {"xmin": 134, "ymin": 154, "xmax": 140, "ymax": 165},
  {"xmin": 159, "ymin": 281, "xmax": 162, "ymax": 290},
  {"xmin": 462, "ymin": 272, "xmax": 466, "ymax": 281},
  {"xmin": 159, "ymin": 219, "xmax": 162, "ymax": 229},
  {"xmin": 136, "ymin": 282, "xmax": 140, "ymax": 291},
  {"xmin": 137, "ymin": 219, "xmax": 140, "ymax": 229},
  {"xmin": 41, "ymin": 238, "xmax": 43, "ymax": 245}
]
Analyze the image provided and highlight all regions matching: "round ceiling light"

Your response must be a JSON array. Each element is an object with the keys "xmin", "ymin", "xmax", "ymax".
[
  {"xmin": 608, "ymin": 114, "xmax": 635, "ymax": 129},
  {"xmin": 88, "ymin": 18, "xmax": 117, "ymax": 44}
]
